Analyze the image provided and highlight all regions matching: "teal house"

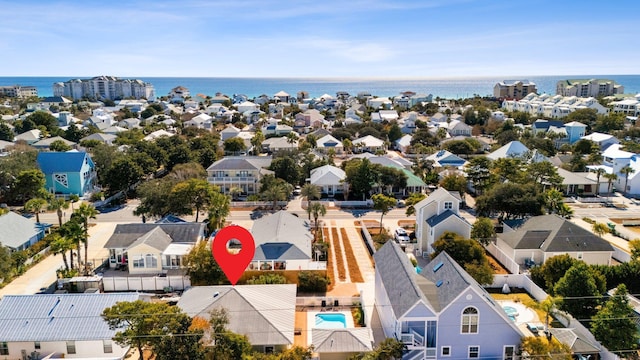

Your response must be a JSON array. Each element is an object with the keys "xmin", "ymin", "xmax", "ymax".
[{"xmin": 37, "ymin": 151, "xmax": 97, "ymax": 196}]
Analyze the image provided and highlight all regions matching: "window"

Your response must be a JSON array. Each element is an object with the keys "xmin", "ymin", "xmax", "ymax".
[
  {"xmin": 103, "ymin": 340, "xmax": 113, "ymax": 353},
  {"xmin": 145, "ymin": 254, "xmax": 158, "ymax": 268},
  {"xmin": 0, "ymin": 342, "xmax": 8, "ymax": 355},
  {"xmin": 504, "ymin": 346, "xmax": 515, "ymax": 360},
  {"xmin": 461, "ymin": 307, "xmax": 479, "ymax": 333},
  {"xmin": 441, "ymin": 346, "xmax": 451, "ymax": 357},
  {"xmin": 66, "ymin": 341, "xmax": 76, "ymax": 355},
  {"xmin": 34, "ymin": 341, "xmax": 41, "ymax": 350},
  {"xmin": 469, "ymin": 346, "xmax": 479, "ymax": 358},
  {"xmin": 265, "ymin": 346, "xmax": 274, "ymax": 354},
  {"xmin": 444, "ymin": 201, "xmax": 453, "ymax": 210},
  {"xmin": 132, "ymin": 255, "xmax": 144, "ymax": 268}
]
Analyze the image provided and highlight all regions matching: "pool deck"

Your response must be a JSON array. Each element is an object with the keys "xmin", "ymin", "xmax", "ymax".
[
  {"xmin": 498, "ymin": 300, "xmax": 544, "ymax": 335},
  {"xmin": 306, "ymin": 310, "xmax": 355, "ymax": 346}
]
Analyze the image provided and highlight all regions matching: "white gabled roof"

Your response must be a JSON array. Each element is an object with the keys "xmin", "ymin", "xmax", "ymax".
[
  {"xmin": 581, "ymin": 132, "xmax": 616, "ymax": 143},
  {"xmin": 310, "ymin": 165, "xmax": 346, "ymax": 185},
  {"xmin": 487, "ymin": 140, "xmax": 530, "ymax": 160},
  {"xmin": 602, "ymin": 143, "xmax": 633, "ymax": 159},
  {"xmin": 317, "ymin": 134, "xmax": 343, "ymax": 148},
  {"xmin": 353, "ymin": 135, "xmax": 384, "ymax": 147}
]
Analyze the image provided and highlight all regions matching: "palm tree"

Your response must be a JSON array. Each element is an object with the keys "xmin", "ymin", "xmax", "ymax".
[
  {"xmin": 262, "ymin": 181, "xmax": 291, "ymax": 211},
  {"xmin": 207, "ymin": 192, "xmax": 231, "ymax": 234},
  {"xmin": 621, "ymin": 165, "xmax": 635, "ymax": 197},
  {"xmin": 229, "ymin": 186, "xmax": 243, "ymax": 201},
  {"xmin": 50, "ymin": 233, "xmax": 74, "ymax": 270},
  {"xmin": 69, "ymin": 194, "xmax": 80, "ymax": 211},
  {"xmin": 526, "ymin": 296, "xmax": 566, "ymax": 338},
  {"xmin": 73, "ymin": 203, "xmax": 98, "ymax": 275},
  {"xmin": 301, "ymin": 184, "xmax": 320, "ymax": 220},
  {"xmin": 557, "ymin": 203, "xmax": 574, "ymax": 219},
  {"xmin": 309, "ymin": 202, "xmax": 327, "ymax": 232},
  {"xmin": 48, "ymin": 197, "xmax": 70, "ymax": 227},
  {"xmin": 603, "ymin": 173, "xmax": 618, "ymax": 198},
  {"xmin": 595, "ymin": 168, "xmax": 606, "ymax": 196},
  {"xmin": 24, "ymin": 198, "xmax": 48, "ymax": 223},
  {"xmin": 59, "ymin": 220, "xmax": 83, "ymax": 270},
  {"xmin": 592, "ymin": 222, "xmax": 609, "ymax": 238}
]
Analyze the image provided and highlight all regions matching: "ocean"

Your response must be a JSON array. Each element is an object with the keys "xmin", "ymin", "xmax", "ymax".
[{"xmin": 1, "ymin": 75, "xmax": 640, "ymax": 100}]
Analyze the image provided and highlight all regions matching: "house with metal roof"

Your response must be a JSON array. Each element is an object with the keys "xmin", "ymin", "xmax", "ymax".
[
  {"xmin": 487, "ymin": 140, "xmax": 549, "ymax": 163},
  {"xmin": 316, "ymin": 134, "xmax": 344, "ymax": 154},
  {"xmin": 31, "ymin": 136, "xmax": 77, "ymax": 151},
  {"xmin": 374, "ymin": 241, "xmax": 523, "ymax": 360},
  {"xmin": 36, "ymin": 151, "xmax": 96, "ymax": 196},
  {"xmin": 311, "ymin": 328, "xmax": 372, "ymax": 359},
  {"xmin": 353, "ymin": 135, "xmax": 385, "ymax": 154},
  {"xmin": 496, "ymin": 215, "xmax": 613, "ymax": 269},
  {"xmin": 103, "ymin": 223, "xmax": 205, "ymax": 275},
  {"xmin": 425, "ymin": 150, "xmax": 468, "ymax": 169},
  {"xmin": 309, "ymin": 165, "xmax": 346, "ymax": 197},
  {"xmin": 177, "ymin": 284, "xmax": 296, "ymax": 353},
  {"xmin": 0, "ymin": 293, "xmax": 142, "ymax": 359},
  {"xmin": 414, "ymin": 188, "xmax": 471, "ymax": 257},
  {"xmin": 248, "ymin": 211, "xmax": 323, "ymax": 271},
  {"xmin": 0, "ymin": 211, "xmax": 46, "ymax": 251},
  {"xmin": 206, "ymin": 156, "xmax": 273, "ymax": 195}
]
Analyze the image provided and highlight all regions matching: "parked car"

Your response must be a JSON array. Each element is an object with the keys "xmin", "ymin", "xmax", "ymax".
[{"xmin": 394, "ymin": 228, "xmax": 410, "ymax": 243}]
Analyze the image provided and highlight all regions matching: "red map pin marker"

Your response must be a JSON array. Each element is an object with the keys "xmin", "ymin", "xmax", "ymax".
[{"xmin": 212, "ymin": 225, "xmax": 255, "ymax": 286}]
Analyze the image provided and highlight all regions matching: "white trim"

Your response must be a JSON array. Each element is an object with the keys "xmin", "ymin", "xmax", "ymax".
[
  {"xmin": 468, "ymin": 345, "xmax": 480, "ymax": 359},
  {"xmin": 503, "ymin": 345, "xmax": 515, "ymax": 360},
  {"xmin": 441, "ymin": 346, "xmax": 451, "ymax": 357},
  {"xmin": 461, "ymin": 306, "xmax": 479, "ymax": 334}
]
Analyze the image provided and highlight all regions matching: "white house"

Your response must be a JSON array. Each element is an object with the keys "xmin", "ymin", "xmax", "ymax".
[
  {"xmin": 353, "ymin": 135, "xmax": 385, "ymax": 153},
  {"xmin": 316, "ymin": 134, "xmax": 344, "ymax": 154},
  {"xmin": 309, "ymin": 165, "xmax": 346, "ymax": 196},
  {"xmin": 0, "ymin": 293, "xmax": 144, "ymax": 360},
  {"xmin": 414, "ymin": 188, "xmax": 471, "ymax": 257},
  {"xmin": 580, "ymin": 132, "xmax": 620, "ymax": 151}
]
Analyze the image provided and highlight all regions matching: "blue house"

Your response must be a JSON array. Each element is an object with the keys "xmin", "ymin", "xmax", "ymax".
[
  {"xmin": 374, "ymin": 241, "xmax": 523, "ymax": 359},
  {"xmin": 0, "ymin": 211, "xmax": 46, "ymax": 251},
  {"xmin": 36, "ymin": 151, "xmax": 96, "ymax": 196},
  {"xmin": 564, "ymin": 121, "xmax": 587, "ymax": 144}
]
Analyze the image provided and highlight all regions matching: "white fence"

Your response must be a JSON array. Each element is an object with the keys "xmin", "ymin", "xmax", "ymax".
[
  {"xmin": 296, "ymin": 295, "xmax": 362, "ymax": 308},
  {"xmin": 102, "ymin": 275, "xmax": 190, "ymax": 292},
  {"xmin": 230, "ymin": 201, "xmax": 288, "ymax": 208},
  {"xmin": 306, "ymin": 261, "xmax": 328, "ymax": 270},
  {"xmin": 612, "ymin": 245, "xmax": 631, "ymax": 263},
  {"xmin": 486, "ymin": 242, "xmax": 520, "ymax": 274}
]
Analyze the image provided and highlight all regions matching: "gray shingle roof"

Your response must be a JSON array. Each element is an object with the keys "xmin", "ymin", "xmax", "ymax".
[
  {"xmin": 251, "ymin": 211, "xmax": 313, "ymax": 259},
  {"xmin": 254, "ymin": 243, "xmax": 310, "ymax": 261},
  {"xmin": 127, "ymin": 227, "xmax": 173, "ymax": 251},
  {"xmin": 420, "ymin": 252, "xmax": 476, "ymax": 312},
  {"xmin": 0, "ymin": 212, "xmax": 41, "ymax": 249},
  {"xmin": 373, "ymin": 241, "xmax": 428, "ymax": 318},
  {"xmin": 426, "ymin": 210, "xmax": 457, "ymax": 227},
  {"xmin": 206, "ymin": 156, "xmax": 272, "ymax": 171},
  {"xmin": 0, "ymin": 293, "xmax": 140, "ymax": 341},
  {"xmin": 499, "ymin": 215, "xmax": 613, "ymax": 252},
  {"xmin": 104, "ymin": 223, "xmax": 204, "ymax": 249},
  {"xmin": 312, "ymin": 328, "xmax": 372, "ymax": 353},
  {"xmin": 177, "ymin": 285, "xmax": 296, "ymax": 346}
]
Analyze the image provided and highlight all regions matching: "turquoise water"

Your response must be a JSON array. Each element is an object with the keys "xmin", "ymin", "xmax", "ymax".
[
  {"xmin": 503, "ymin": 306, "xmax": 518, "ymax": 321},
  {"xmin": 315, "ymin": 313, "xmax": 347, "ymax": 329},
  {"xmin": 2, "ymin": 75, "xmax": 640, "ymax": 99}
]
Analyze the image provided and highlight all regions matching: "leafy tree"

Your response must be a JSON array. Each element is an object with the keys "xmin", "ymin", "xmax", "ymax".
[
  {"xmin": 297, "ymin": 270, "xmax": 330, "ymax": 293},
  {"xmin": 475, "ymin": 183, "xmax": 543, "ymax": 219},
  {"xmin": 204, "ymin": 308, "xmax": 252, "ymax": 360},
  {"xmin": 594, "ymin": 112, "xmax": 625, "ymax": 133},
  {"xmin": 404, "ymin": 192, "xmax": 426, "ymax": 216},
  {"xmin": 270, "ymin": 157, "xmax": 302, "ymax": 185},
  {"xmin": 183, "ymin": 241, "xmax": 225, "ymax": 285},
  {"xmin": 526, "ymin": 161, "xmax": 562, "ymax": 190},
  {"xmin": 24, "ymin": 197, "xmax": 48, "ymax": 223},
  {"xmin": 0, "ymin": 242, "xmax": 13, "ymax": 281},
  {"xmin": 376, "ymin": 166, "xmax": 407, "ymax": 192},
  {"xmin": 470, "ymin": 217, "xmax": 495, "ymax": 246},
  {"xmin": 410, "ymin": 128, "xmax": 438, "ymax": 147},
  {"xmin": 592, "ymin": 222, "xmax": 609, "ymax": 238},
  {"xmin": 565, "ymin": 108, "xmax": 598, "ymax": 127},
  {"xmin": 443, "ymin": 140, "xmax": 475, "ymax": 157},
  {"xmin": 49, "ymin": 139, "xmax": 72, "ymax": 152},
  {"xmin": 12, "ymin": 169, "xmax": 45, "ymax": 203},
  {"xmin": 491, "ymin": 157, "xmax": 524, "ymax": 183},
  {"xmin": 134, "ymin": 178, "xmax": 180, "ymax": 219},
  {"xmin": 431, "ymin": 234, "xmax": 494, "ymax": 284},
  {"xmin": 349, "ymin": 338, "xmax": 405, "ymax": 360},
  {"xmin": 103, "ymin": 156, "xmax": 144, "ymax": 195},
  {"xmin": 251, "ymin": 130, "xmax": 265, "ymax": 154},
  {"xmin": 26, "ymin": 111, "xmax": 59, "ymax": 133},
  {"xmin": 465, "ymin": 156, "xmax": 495, "ymax": 195},
  {"xmin": 520, "ymin": 336, "xmax": 571, "ymax": 360},
  {"xmin": 591, "ymin": 284, "xmax": 638, "ymax": 356},
  {"xmin": 439, "ymin": 173, "xmax": 467, "ymax": 195},
  {"xmin": 629, "ymin": 239, "xmax": 640, "ymax": 262},
  {"xmin": 343, "ymin": 158, "xmax": 378, "ymax": 200},
  {"xmin": 554, "ymin": 262, "xmax": 605, "ymax": 319},
  {"xmin": 223, "ymin": 137, "xmax": 246, "ymax": 154},
  {"xmin": 543, "ymin": 189, "xmax": 565, "ymax": 214},
  {"xmin": 387, "ymin": 123, "xmax": 402, "ymax": 143},
  {"xmin": 171, "ymin": 179, "xmax": 218, "ymax": 222},
  {"xmin": 0, "ymin": 122, "xmax": 14, "ymax": 141},
  {"xmin": 68, "ymin": 194, "xmax": 80, "ymax": 211},
  {"xmin": 301, "ymin": 183, "xmax": 320, "ymax": 219},
  {"xmin": 166, "ymin": 144, "xmax": 194, "ymax": 171},
  {"xmin": 530, "ymin": 254, "xmax": 578, "ymax": 293},
  {"xmin": 573, "ymin": 139, "xmax": 597, "ymax": 155},
  {"xmin": 73, "ymin": 203, "xmax": 98, "ymax": 275},
  {"xmin": 372, "ymin": 193, "xmax": 396, "ymax": 232}
]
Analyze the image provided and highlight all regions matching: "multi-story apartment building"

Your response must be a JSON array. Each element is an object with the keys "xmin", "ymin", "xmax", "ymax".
[
  {"xmin": 206, "ymin": 156, "xmax": 273, "ymax": 195},
  {"xmin": 611, "ymin": 94, "xmax": 640, "ymax": 116},
  {"xmin": 53, "ymin": 76, "xmax": 155, "ymax": 100},
  {"xmin": 556, "ymin": 78, "xmax": 624, "ymax": 97},
  {"xmin": 502, "ymin": 93, "xmax": 608, "ymax": 119},
  {"xmin": 493, "ymin": 80, "xmax": 537, "ymax": 100},
  {"xmin": 0, "ymin": 85, "xmax": 38, "ymax": 98}
]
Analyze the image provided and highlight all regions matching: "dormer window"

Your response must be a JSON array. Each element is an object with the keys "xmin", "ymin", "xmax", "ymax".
[{"xmin": 444, "ymin": 202, "xmax": 453, "ymax": 210}]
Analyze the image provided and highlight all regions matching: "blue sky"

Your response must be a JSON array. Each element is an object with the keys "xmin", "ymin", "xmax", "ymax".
[{"xmin": 1, "ymin": 0, "xmax": 638, "ymax": 77}]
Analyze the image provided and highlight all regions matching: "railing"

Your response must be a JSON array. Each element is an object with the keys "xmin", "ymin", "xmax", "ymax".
[
  {"xmin": 400, "ymin": 330, "xmax": 424, "ymax": 347},
  {"xmin": 207, "ymin": 176, "xmax": 256, "ymax": 182},
  {"xmin": 229, "ymin": 201, "xmax": 288, "ymax": 207}
]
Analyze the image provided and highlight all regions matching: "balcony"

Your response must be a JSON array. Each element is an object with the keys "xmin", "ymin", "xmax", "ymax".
[{"xmin": 207, "ymin": 176, "xmax": 257, "ymax": 183}]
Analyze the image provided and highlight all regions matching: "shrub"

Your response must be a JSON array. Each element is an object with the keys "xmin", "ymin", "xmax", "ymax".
[
  {"xmin": 246, "ymin": 273, "xmax": 288, "ymax": 285},
  {"xmin": 582, "ymin": 217, "xmax": 595, "ymax": 224},
  {"xmin": 298, "ymin": 271, "xmax": 330, "ymax": 293}
]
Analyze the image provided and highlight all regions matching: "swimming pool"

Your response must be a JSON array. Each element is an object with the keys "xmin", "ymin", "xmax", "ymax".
[
  {"xmin": 315, "ymin": 313, "xmax": 347, "ymax": 329},
  {"xmin": 503, "ymin": 305, "xmax": 519, "ymax": 321}
]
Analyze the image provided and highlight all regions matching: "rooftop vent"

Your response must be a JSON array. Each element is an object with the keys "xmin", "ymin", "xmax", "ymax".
[
  {"xmin": 433, "ymin": 262, "xmax": 444, "ymax": 273},
  {"xmin": 436, "ymin": 280, "xmax": 444, "ymax": 287}
]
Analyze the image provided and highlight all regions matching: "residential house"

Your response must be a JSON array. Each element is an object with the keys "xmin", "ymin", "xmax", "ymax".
[
  {"xmin": 425, "ymin": 150, "xmax": 468, "ymax": 170},
  {"xmin": 237, "ymin": 101, "xmax": 258, "ymax": 113},
  {"xmin": 395, "ymin": 134, "xmax": 412, "ymax": 154},
  {"xmin": 596, "ymin": 144, "xmax": 640, "ymax": 194},
  {"xmin": 493, "ymin": 80, "xmax": 537, "ymax": 100},
  {"xmin": 261, "ymin": 136, "xmax": 298, "ymax": 153},
  {"xmin": 37, "ymin": 151, "xmax": 96, "ymax": 196},
  {"xmin": 31, "ymin": 136, "xmax": 77, "ymax": 151},
  {"xmin": 102, "ymin": 125, "xmax": 127, "ymax": 135},
  {"xmin": 496, "ymin": 215, "xmax": 614, "ymax": 269},
  {"xmin": 14, "ymin": 129, "xmax": 41, "ymax": 144},
  {"xmin": 316, "ymin": 134, "xmax": 344, "ymax": 154},
  {"xmin": 429, "ymin": 113, "xmax": 448, "ymax": 123},
  {"xmin": 360, "ymin": 155, "xmax": 427, "ymax": 195},
  {"xmin": 353, "ymin": 135, "xmax": 385, "ymax": 153},
  {"xmin": 169, "ymin": 86, "xmax": 189, "ymax": 103},
  {"xmin": 0, "ymin": 139, "xmax": 13, "ymax": 154},
  {"xmin": 79, "ymin": 133, "xmax": 117, "ymax": 145},
  {"xmin": 374, "ymin": 241, "xmax": 523, "ymax": 360},
  {"xmin": 0, "ymin": 293, "xmax": 143, "ymax": 360},
  {"xmin": 440, "ymin": 120, "xmax": 472, "ymax": 137},
  {"xmin": 548, "ymin": 328, "xmax": 601, "ymax": 359},
  {"xmin": 309, "ymin": 165, "xmax": 346, "ymax": 197},
  {"xmin": 0, "ymin": 211, "xmax": 46, "ymax": 251},
  {"xmin": 177, "ymin": 284, "xmax": 296, "ymax": 353},
  {"xmin": 103, "ymin": 223, "xmax": 205, "ymax": 274},
  {"xmin": 557, "ymin": 167, "xmax": 607, "ymax": 196},
  {"xmin": 143, "ymin": 129, "xmax": 174, "ymax": 142},
  {"xmin": 312, "ymin": 329, "xmax": 372, "ymax": 360},
  {"xmin": 502, "ymin": 93, "xmax": 609, "ymax": 119},
  {"xmin": 295, "ymin": 109, "xmax": 325, "ymax": 129},
  {"xmin": 487, "ymin": 140, "xmax": 548, "ymax": 163},
  {"xmin": 378, "ymin": 110, "xmax": 399, "ymax": 122},
  {"xmin": 220, "ymin": 125, "xmax": 241, "ymax": 141},
  {"xmin": 249, "ymin": 211, "xmax": 322, "ymax": 270},
  {"xmin": 116, "ymin": 118, "xmax": 140, "ymax": 130},
  {"xmin": 183, "ymin": 113, "xmax": 213, "ymax": 130},
  {"xmin": 206, "ymin": 156, "xmax": 273, "ymax": 195},
  {"xmin": 610, "ymin": 95, "xmax": 640, "ymax": 116},
  {"xmin": 563, "ymin": 121, "xmax": 587, "ymax": 144},
  {"xmin": 263, "ymin": 123, "xmax": 293, "ymax": 136},
  {"xmin": 414, "ymin": 188, "xmax": 471, "ymax": 257},
  {"xmin": 580, "ymin": 132, "xmax": 619, "ymax": 150},
  {"xmin": 366, "ymin": 97, "xmax": 392, "ymax": 109},
  {"xmin": 410, "ymin": 93, "xmax": 433, "ymax": 107},
  {"xmin": 273, "ymin": 91, "xmax": 290, "ymax": 103}
]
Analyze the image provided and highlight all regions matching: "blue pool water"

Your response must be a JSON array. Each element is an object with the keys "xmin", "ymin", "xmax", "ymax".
[
  {"xmin": 503, "ymin": 306, "xmax": 518, "ymax": 321},
  {"xmin": 315, "ymin": 313, "xmax": 347, "ymax": 329}
]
